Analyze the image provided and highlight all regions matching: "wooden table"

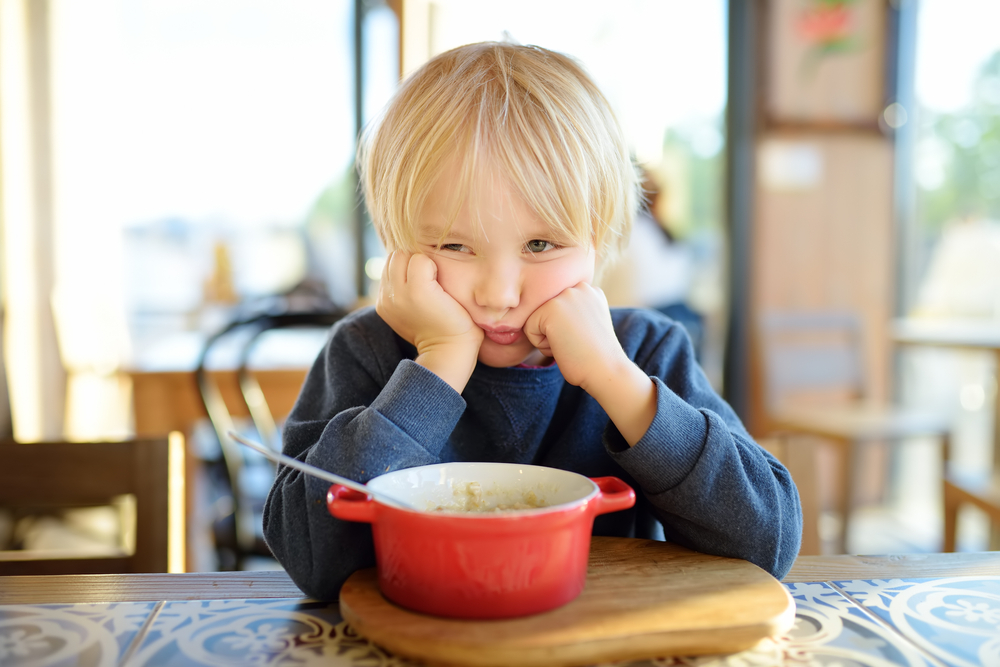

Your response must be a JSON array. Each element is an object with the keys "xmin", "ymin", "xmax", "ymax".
[
  {"xmin": 129, "ymin": 368, "xmax": 308, "ymax": 438},
  {"xmin": 893, "ymin": 317, "xmax": 1000, "ymax": 467},
  {"xmin": 2, "ymin": 546, "xmax": 998, "ymax": 666},
  {"xmin": 127, "ymin": 326, "xmax": 329, "ymax": 437}
]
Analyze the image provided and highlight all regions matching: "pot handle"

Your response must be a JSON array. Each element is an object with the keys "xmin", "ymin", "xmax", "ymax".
[
  {"xmin": 590, "ymin": 476, "xmax": 636, "ymax": 515},
  {"xmin": 326, "ymin": 484, "xmax": 378, "ymax": 523}
]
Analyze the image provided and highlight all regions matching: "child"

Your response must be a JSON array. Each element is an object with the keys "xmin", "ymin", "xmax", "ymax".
[{"xmin": 264, "ymin": 41, "xmax": 801, "ymax": 601}]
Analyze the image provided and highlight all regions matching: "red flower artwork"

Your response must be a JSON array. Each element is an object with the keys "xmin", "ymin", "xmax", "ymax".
[{"xmin": 795, "ymin": 0, "xmax": 863, "ymax": 79}]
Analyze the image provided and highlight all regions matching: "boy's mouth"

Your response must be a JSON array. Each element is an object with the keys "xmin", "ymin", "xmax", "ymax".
[{"xmin": 480, "ymin": 326, "xmax": 522, "ymax": 345}]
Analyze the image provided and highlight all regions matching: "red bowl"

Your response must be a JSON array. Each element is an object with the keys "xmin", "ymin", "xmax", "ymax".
[{"xmin": 327, "ymin": 462, "xmax": 635, "ymax": 619}]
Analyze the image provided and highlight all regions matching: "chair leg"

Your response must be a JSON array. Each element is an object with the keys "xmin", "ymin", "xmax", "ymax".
[
  {"xmin": 793, "ymin": 437, "xmax": 822, "ymax": 556},
  {"xmin": 943, "ymin": 483, "xmax": 959, "ymax": 553},
  {"xmin": 769, "ymin": 433, "xmax": 822, "ymax": 556},
  {"xmin": 941, "ymin": 433, "xmax": 958, "ymax": 553},
  {"xmin": 836, "ymin": 438, "xmax": 857, "ymax": 554}
]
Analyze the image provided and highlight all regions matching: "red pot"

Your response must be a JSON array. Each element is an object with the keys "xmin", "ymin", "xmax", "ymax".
[{"xmin": 327, "ymin": 462, "xmax": 635, "ymax": 619}]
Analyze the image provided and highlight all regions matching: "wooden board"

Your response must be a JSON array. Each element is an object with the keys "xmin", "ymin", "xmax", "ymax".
[{"xmin": 339, "ymin": 536, "xmax": 795, "ymax": 667}]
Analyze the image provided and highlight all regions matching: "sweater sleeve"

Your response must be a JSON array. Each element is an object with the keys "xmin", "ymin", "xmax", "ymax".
[
  {"xmin": 604, "ymin": 311, "xmax": 802, "ymax": 579},
  {"xmin": 262, "ymin": 312, "xmax": 466, "ymax": 600}
]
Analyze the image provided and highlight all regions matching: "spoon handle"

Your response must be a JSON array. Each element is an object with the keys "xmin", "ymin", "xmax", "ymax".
[{"xmin": 226, "ymin": 430, "xmax": 413, "ymax": 510}]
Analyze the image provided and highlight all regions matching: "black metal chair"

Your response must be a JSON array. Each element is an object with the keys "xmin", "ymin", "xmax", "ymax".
[{"xmin": 195, "ymin": 298, "xmax": 347, "ymax": 570}]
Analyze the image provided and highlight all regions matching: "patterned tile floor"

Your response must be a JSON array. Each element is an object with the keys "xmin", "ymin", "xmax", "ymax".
[{"xmin": 2, "ymin": 576, "xmax": 998, "ymax": 666}]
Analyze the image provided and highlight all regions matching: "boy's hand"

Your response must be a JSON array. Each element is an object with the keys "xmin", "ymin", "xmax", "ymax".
[
  {"xmin": 523, "ymin": 283, "xmax": 623, "ymax": 389},
  {"xmin": 524, "ymin": 284, "xmax": 656, "ymax": 446},
  {"xmin": 376, "ymin": 251, "xmax": 483, "ymax": 393}
]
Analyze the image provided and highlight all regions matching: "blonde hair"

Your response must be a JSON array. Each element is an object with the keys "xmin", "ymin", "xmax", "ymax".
[{"xmin": 357, "ymin": 41, "xmax": 639, "ymax": 265}]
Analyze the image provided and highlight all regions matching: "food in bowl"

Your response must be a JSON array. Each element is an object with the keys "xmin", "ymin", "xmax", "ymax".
[
  {"xmin": 431, "ymin": 481, "xmax": 548, "ymax": 512},
  {"xmin": 327, "ymin": 462, "xmax": 635, "ymax": 619}
]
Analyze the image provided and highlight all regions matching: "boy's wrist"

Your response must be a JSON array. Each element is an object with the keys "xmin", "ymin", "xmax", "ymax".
[
  {"xmin": 415, "ymin": 340, "xmax": 480, "ymax": 394},
  {"xmin": 577, "ymin": 349, "xmax": 634, "ymax": 399},
  {"xmin": 584, "ymin": 357, "xmax": 657, "ymax": 447}
]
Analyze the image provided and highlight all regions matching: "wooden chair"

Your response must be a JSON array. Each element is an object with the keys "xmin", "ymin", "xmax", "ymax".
[
  {"xmin": 943, "ymin": 447, "xmax": 1000, "ymax": 552},
  {"xmin": 759, "ymin": 311, "xmax": 953, "ymax": 554},
  {"xmin": 0, "ymin": 438, "xmax": 170, "ymax": 574}
]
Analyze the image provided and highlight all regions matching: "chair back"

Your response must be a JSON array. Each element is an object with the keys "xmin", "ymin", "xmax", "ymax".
[
  {"xmin": 759, "ymin": 311, "xmax": 868, "ymax": 411},
  {"xmin": 0, "ymin": 438, "xmax": 170, "ymax": 574},
  {"xmin": 196, "ymin": 307, "xmax": 346, "ymax": 569}
]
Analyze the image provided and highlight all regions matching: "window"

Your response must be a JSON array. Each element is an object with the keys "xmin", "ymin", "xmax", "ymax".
[
  {"xmin": 896, "ymin": 0, "xmax": 1000, "ymax": 551},
  {"xmin": 44, "ymin": 0, "xmax": 398, "ymax": 438}
]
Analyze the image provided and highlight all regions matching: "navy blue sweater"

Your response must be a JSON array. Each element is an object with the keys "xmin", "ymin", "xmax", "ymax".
[{"xmin": 263, "ymin": 306, "xmax": 801, "ymax": 600}]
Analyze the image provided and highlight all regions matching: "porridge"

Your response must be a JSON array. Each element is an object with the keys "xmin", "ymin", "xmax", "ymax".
[{"xmin": 431, "ymin": 481, "xmax": 549, "ymax": 512}]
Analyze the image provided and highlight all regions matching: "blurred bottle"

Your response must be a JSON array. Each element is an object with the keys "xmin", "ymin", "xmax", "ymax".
[{"xmin": 204, "ymin": 241, "xmax": 239, "ymax": 306}]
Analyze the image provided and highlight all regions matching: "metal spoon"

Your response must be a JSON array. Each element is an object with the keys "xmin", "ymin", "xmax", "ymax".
[{"xmin": 227, "ymin": 430, "xmax": 418, "ymax": 511}]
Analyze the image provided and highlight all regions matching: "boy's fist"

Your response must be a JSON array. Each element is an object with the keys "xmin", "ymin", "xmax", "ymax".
[
  {"xmin": 524, "ymin": 283, "xmax": 625, "ymax": 390},
  {"xmin": 376, "ymin": 251, "xmax": 482, "ymax": 392}
]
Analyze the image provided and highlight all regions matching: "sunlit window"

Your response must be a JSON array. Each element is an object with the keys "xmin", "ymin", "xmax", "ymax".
[
  {"xmin": 909, "ymin": 0, "xmax": 1000, "ymax": 318},
  {"xmin": 46, "ymin": 0, "xmax": 401, "ymax": 438},
  {"xmin": 52, "ymin": 0, "xmax": 366, "ymax": 346},
  {"xmin": 898, "ymin": 0, "xmax": 1000, "ymax": 552}
]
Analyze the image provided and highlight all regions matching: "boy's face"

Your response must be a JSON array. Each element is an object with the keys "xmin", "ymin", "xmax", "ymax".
[{"xmin": 415, "ymin": 164, "xmax": 596, "ymax": 368}]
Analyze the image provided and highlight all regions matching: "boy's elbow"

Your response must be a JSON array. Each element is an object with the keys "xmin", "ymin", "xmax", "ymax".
[
  {"xmin": 745, "ymin": 525, "xmax": 799, "ymax": 581},
  {"xmin": 263, "ymin": 502, "xmax": 377, "ymax": 603},
  {"xmin": 293, "ymin": 575, "xmax": 343, "ymax": 602},
  {"xmin": 741, "ymin": 484, "xmax": 801, "ymax": 580},
  {"xmin": 770, "ymin": 535, "xmax": 799, "ymax": 581},
  {"xmin": 770, "ymin": 498, "xmax": 802, "ymax": 580},
  {"xmin": 264, "ymin": 529, "xmax": 344, "ymax": 602}
]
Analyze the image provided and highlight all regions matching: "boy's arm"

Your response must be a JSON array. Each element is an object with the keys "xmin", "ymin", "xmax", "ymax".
[
  {"xmin": 530, "ymin": 303, "xmax": 801, "ymax": 578},
  {"xmin": 601, "ymin": 310, "xmax": 802, "ymax": 579},
  {"xmin": 263, "ymin": 312, "xmax": 466, "ymax": 600}
]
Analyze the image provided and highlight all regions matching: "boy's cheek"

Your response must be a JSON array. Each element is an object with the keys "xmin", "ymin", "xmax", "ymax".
[
  {"xmin": 427, "ymin": 256, "xmax": 452, "ymax": 291},
  {"xmin": 427, "ymin": 258, "xmax": 470, "ymax": 306}
]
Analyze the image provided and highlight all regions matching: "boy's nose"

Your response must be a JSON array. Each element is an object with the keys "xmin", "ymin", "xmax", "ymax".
[{"xmin": 474, "ymin": 262, "xmax": 520, "ymax": 312}]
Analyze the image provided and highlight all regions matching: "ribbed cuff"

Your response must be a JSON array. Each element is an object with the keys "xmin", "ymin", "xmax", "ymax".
[
  {"xmin": 369, "ymin": 359, "xmax": 466, "ymax": 457},
  {"xmin": 605, "ymin": 377, "xmax": 709, "ymax": 493}
]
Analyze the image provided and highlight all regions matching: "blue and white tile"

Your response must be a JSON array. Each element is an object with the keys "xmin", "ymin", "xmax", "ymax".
[
  {"xmin": 125, "ymin": 597, "xmax": 421, "ymax": 666},
  {"xmin": 0, "ymin": 601, "xmax": 157, "ymax": 667},
  {"xmin": 836, "ymin": 576, "xmax": 1000, "ymax": 667},
  {"xmin": 0, "ymin": 580, "xmax": 963, "ymax": 667},
  {"xmin": 770, "ymin": 581, "xmax": 933, "ymax": 667}
]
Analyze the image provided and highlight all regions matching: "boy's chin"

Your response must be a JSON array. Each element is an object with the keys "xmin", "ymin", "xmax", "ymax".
[{"xmin": 477, "ymin": 342, "xmax": 549, "ymax": 369}]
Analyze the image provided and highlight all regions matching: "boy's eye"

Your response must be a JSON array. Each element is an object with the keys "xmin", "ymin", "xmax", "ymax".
[
  {"xmin": 439, "ymin": 243, "xmax": 471, "ymax": 253},
  {"xmin": 525, "ymin": 239, "xmax": 557, "ymax": 253}
]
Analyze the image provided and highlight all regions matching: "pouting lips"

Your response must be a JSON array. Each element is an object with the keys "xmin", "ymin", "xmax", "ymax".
[{"xmin": 482, "ymin": 329, "xmax": 522, "ymax": 345}]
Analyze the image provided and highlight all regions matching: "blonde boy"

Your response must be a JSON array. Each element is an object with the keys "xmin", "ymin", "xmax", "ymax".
[{"xmin": 265, "ymin": 42, "xmax": 801, "ymax": 600}]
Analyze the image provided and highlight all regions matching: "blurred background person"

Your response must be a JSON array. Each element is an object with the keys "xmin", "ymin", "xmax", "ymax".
[{"xmin": 603, "ymin": 167, "xmax": 704, "ymax": 360}]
